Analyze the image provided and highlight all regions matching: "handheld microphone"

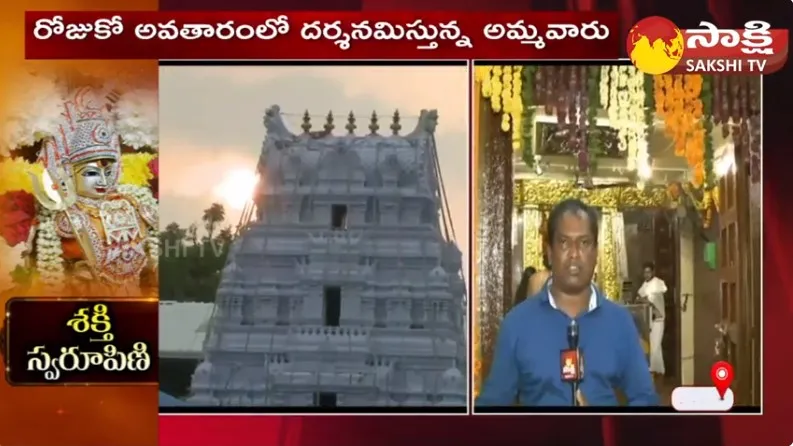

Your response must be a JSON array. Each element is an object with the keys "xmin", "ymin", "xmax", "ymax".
[
  {"xmin": 567, "ymin": 320, "xmax": 580, "ymax": 406},
  {"xmin": 568, "ymin": 319, "xmax": 579, "ymax": 350}
]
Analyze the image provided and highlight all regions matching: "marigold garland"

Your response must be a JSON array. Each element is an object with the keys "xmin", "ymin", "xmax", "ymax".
[
  {"xmin": 475, "ymin": 65, "xmax": 526, "ymax": 153},
  {"xmin": 655, "ymin": 74, "xmax": 706, "ymax": 187},
  {"xmin": 120, "ymin": 152, "xmax": 158, "ymax": 187},
  {"xmin": 701, "ymin": 76, "xmax": 715, "ymax": 189},
  {"xmin": 480, "ymin": 65, "xmax": 602, "ymax": 173}
]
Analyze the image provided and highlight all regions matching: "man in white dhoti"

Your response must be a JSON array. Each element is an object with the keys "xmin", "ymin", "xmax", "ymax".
[{"xmin": 638, "ymin": 262, "xmax": 667, "ymax": 378}]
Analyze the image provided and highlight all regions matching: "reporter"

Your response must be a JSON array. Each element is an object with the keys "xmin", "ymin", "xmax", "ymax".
[{"xmin": 476, "ymin": 199, "xmax": 659, "ymax": 407}]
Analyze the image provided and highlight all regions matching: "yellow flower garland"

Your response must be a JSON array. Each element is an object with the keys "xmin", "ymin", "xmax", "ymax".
[
  {"xmin": 120, "ymin": 152, "xmax": 157, "ymax": 187},
  {"xmin": 0, "ymin": 157, "xmax": 42, "ymax": 195},
  {"xmin": 475, "ymin": 65, "xmax": 524, "ymax": 151},
  {"xmin": 654, "ymin": 75, "xmax": 706, "ymax": 186},
  {"xmin": 0, "ymin": 153, "xmax": 156, "ymax": 195}
]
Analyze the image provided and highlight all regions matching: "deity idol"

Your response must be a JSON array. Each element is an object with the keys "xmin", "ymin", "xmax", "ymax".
[{"xmin": 14, "ymin": 87, "xmax": 158, "ymax": 296}]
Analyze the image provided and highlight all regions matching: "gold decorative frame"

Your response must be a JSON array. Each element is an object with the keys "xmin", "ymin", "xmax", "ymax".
[{"xmin": 513, "ymin": 180, "xmax": 675, "ymax": 210}]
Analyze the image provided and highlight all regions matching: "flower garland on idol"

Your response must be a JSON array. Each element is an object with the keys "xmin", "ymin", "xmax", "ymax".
[{"xmin": 0, "ymin": 73, "xmax": 159, "ymax": 287}]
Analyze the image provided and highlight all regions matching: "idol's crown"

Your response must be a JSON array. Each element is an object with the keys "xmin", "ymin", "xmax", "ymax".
[{"xmin": 43, "ymin": 86, "xmax": 121, "ymax": 168}]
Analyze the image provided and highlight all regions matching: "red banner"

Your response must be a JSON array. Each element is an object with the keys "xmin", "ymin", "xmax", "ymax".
[
  {"xmin": 3, "ymin": 298, "xmax": 157, "ymax": 385},
  {"xmin": 25, "ymin": 11, "xmax": 620, "ymax": 60}
]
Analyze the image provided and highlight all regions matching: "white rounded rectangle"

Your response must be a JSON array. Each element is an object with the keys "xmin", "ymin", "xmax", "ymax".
[{"xmin": 672, "ymin": 386, "xmax": 734, "ymax": 412}]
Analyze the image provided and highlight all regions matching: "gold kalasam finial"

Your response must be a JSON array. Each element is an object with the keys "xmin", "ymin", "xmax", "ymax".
[
  {"xmin": 324, "ymin": 111, "xmax": 335, "ymax": 133},
  {"xmin": 390, "ymin": 109, "xmax": 401, "ymax": 135},
  {"xmin": 301, "ymin": 110, "xmax": 311, "ymax": 133},
  {"xmin": 369, "ymin": 111, "xmax": 379, "ymax": 135},
  {"xmin": 345, "ymin": 111, "xmax": 356, "ymax": 135}
]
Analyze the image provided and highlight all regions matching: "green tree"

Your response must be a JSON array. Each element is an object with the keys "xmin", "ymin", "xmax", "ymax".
[
  {"xmin": 186, "ymin": 224, "xmax": 198, "ymax": 246},
  {"xmin": 216, "ymin": 225, "xmax": 234, "ymax": 246},
  {"xmin": 159, "ymin": 204, "xmax": 235, "ymax": 303},
  {"xmin": 202, "ymin": 202, "xmax": 226, "ymax": 241},
  {"xmin": 162, "ymin": 222, "xmax": 186, "ymax": 244},
  {"xmin": 159, "ymin": 222, "xmax": 188, "ymax": 301}
]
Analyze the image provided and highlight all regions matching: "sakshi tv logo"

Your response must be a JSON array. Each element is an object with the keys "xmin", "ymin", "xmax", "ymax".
[{"xmin": 627, "ymin": 16, "xmax": 789, "ymax": 75}]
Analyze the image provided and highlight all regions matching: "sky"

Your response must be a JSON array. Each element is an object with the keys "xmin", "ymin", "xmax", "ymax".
[{"xmin": 158, "ymin": 65, "xmax": 470, "ymax": 282}]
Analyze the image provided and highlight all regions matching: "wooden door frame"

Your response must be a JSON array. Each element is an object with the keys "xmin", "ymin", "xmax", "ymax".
[
  {"xmin": 735, "ymin": 151, "xmax": 758, "ymax": 406},
  {"xmin": 654, "ymin": 211, "xmax": 681, "ymax": 386},
  {"xmin": 749, "ymin": 185, "xmax": 761, "ymax": 406},
  {"xmin": 717, "ymin": 159, "xmax": 757, "ymax": 405}
]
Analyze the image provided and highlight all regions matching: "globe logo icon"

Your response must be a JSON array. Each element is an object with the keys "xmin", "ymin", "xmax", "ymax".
[{"xmin": 627, "ymin": 16, "xmax": 685, "ymax": 75}]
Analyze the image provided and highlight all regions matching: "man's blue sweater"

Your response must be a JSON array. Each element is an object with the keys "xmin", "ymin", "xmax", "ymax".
[{"xmin": 476, "ymin": 285, "xmax": 659, "ymax": 407}]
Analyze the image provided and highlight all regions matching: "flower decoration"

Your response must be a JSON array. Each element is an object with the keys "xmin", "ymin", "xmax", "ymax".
[
  {"xmin": 475, "ymin": 65, "xmax": 536, "ymax": 165},
  {"xmin": 0, "ymin": 72, "xmax": 159, "ymax": 156},
  {"xmin": 115, "ymin": 88, "xmax": 159, "ymax": 150},
  {"xmin": 120, "ymin": 152, "xmax": 157, "ymax": 187},
  {"xmin": 600, "ymin": 66, "xmax": 649, "ymax": 174},
  {"xmin": 0, "ymin": 152, "xmax": 159, "ymax": 285},
  {"xmin": 0, "ymin": 190, "xmax": 36, "ymax": 247},
  {"xmin": 655, "ymin": 75, "xmax": 706, "ymax": 187},
  {"xmin": 0, "ymin": 157, "xmax": 43, "ymax": 195},
  {"xmin": 0, "ymin": 70, "xmax": 66, "ymax": 157},
  {"xmin": 0, "ymin": 77, "xmax": 160, "ymax": 292}
]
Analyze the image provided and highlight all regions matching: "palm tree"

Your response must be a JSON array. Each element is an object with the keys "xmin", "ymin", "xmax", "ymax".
[{"xmin": 202, "ymin": 203, "xmax": 226, "ymax": 241}]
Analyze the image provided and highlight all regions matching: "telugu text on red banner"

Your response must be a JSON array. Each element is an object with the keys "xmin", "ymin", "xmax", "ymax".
[
  {"xmin": 25, "ymin": 11, "xmax": 620, "ymax": 60},
  {"xmin": 3, "ymin": 298, "xmax": 157, "ymax": 385}
]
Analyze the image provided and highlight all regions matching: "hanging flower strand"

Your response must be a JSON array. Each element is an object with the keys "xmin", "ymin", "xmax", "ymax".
[
  {"xmin": 701, "ymin": 75, "xmax": 714, "ymax": 188},
  {"xmin": 476, "ymin": 66, "xmax": 493, "ymax": 100},
  {"xmin": 491, "ymin": 66, "xmax": 503, "ymax": 113},
  {"xmin": 655, "ymin": 74, "xmax": 706, "ymax": 187},
  {"xmin": 510, "ymin": 66, "xmax": 523, "ymax": 152},
  {"xmin": 643, "ymin": 75, "xmax": 655, "ymax": 137},
  {"xmin": 521, "ymin": 66, "xmax": 537, "ymax": 168},
  {"xmin": 500, "ymin": 66, "xmax": 514, "ymax": 133},
  {"xmin": 602, "ymin": 66, "xmax": 647, "ymax": 174},
  {"xmin": 627, "ymin": 67, "xmax": 648, "ymax": 175},
  {"xmin": 586, "ymin": 66, "xmax": 601, "ymax": 162}
]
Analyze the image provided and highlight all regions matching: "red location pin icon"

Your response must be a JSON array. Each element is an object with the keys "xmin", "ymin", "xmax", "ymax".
[{"xmin": 710, "ymin": 361, "xmax": 734, "ymax": 399}]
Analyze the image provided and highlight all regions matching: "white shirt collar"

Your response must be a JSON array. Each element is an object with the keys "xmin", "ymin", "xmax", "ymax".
[{"xmin": 546, "ymin": 279, "xmax": 598, "ymax": 312}]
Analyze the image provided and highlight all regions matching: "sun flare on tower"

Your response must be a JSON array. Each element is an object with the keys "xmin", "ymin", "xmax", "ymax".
[{"xmin": 213, "ymin": 169, "xmax": 258, "ymax": 210}]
